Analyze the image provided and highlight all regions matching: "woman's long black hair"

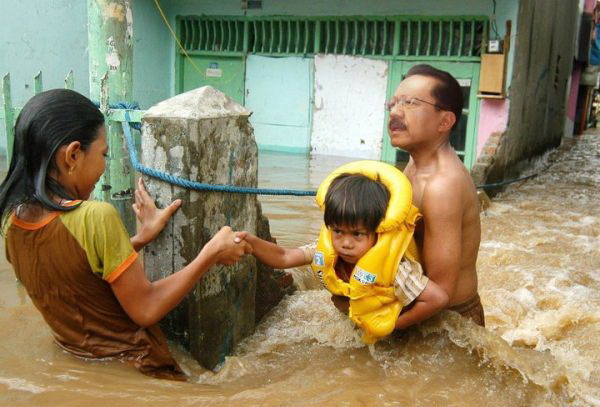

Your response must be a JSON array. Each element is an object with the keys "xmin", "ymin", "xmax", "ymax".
[{"xmin": 0, "ymin": 89, "xmax": 104, "ymax": 231}]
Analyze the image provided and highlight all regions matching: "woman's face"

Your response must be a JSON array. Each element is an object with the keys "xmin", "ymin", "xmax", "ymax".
[{"xmin": 68, "ymin": 126, "xmax": 108, "ymax": 200}]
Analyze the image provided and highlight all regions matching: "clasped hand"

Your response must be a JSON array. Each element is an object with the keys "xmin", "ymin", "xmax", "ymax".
[{"xmin": 206, "ymin": 226, "xmax": 252, "ymax": 266}]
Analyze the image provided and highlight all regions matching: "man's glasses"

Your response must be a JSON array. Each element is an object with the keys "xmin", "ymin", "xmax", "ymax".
[{"xmin": 385, "ymin": 97, "xmax": 447, "ymax": 112}]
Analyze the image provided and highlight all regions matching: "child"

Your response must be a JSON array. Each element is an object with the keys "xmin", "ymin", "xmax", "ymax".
[
  {"xmin": 242, "ymin": 161, "xmax": 448, "ymax": 343},
  {"xmin": 0, "ymin": 89, "xmax": 251, "ymax": 380}
]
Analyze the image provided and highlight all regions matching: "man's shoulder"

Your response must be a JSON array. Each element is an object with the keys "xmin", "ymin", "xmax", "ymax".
[
  {"xmin": 421, "ymin": 165, "xmax": 476, "ymax": 216},
  {"xmin": 423, "ymin": 171, "xmax": 463, "ymax": 199},
  {"xmin": 428, "ymin": 160, "xmax": 474, "ymax": 193}
]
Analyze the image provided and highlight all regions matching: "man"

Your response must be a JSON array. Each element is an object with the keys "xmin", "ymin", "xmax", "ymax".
[{"xmin": 387, "ymin": 64, "xmax": 484, "ymax": 326}]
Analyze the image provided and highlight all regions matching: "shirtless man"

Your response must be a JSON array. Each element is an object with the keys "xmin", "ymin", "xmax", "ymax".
[{"xmin": 387, "ymin": 64, "xmax": 484, "ymax": 326}]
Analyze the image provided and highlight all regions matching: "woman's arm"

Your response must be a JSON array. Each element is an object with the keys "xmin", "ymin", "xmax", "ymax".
[{"xmin": 112, "ymin": 226, "xmax": 251, "ymax": 327}]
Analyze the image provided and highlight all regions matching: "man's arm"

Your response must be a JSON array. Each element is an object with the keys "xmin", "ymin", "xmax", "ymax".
[
  {"xmin": 420, "ymin": 176, "xmax": 464, "ymax": 302},
  {"xmin": 395, "ymin": 279, "xmax": 448, "ymax": 329}
]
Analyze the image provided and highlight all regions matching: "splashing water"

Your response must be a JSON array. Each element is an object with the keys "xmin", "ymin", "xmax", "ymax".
[{"xmin": 1, "ymin": 134, "xmax": 599, "ymax": 406}]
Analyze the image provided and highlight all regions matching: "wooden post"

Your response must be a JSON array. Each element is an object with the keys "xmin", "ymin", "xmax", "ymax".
[{"xmin": 87, "ymin": 0, "xmax": 136, "ymax": 233}]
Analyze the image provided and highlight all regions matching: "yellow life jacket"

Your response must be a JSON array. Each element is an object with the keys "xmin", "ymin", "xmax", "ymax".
[{"xmin": 310, "ymin": 160, "xmax": 421, "ymax": 344}]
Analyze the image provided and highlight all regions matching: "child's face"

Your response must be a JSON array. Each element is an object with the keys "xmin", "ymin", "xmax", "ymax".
[{"xmin": 330, "ymin": 223, "xmax": 377, "ymax": 265}]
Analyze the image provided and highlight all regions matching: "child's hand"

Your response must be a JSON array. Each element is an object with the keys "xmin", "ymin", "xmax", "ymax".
[
  {"xmin": 206, "ymin": 226, "xmax": 253, "ymax": 265},
  {"xmin": 132, "ymin": 178, "xmax": 182, "ymax": 247}
]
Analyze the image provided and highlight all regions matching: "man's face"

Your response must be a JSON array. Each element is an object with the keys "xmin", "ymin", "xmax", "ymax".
[{"xmin": 387, "ymin": 75, "xmax": 447, "ymax": 151}]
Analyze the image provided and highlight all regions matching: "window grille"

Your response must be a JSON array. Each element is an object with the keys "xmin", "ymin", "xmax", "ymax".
[{"xmin": 178, "ymin": 16, "xmax": 487, "ymax": 59}]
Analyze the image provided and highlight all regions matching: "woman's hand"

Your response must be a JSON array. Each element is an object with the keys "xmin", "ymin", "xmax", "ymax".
[
  {"xmin": 131, "ymin": 178, "xmax": 182, "ymax": 251},
  {"xmin": 204, "ymin": 226, "xmax": 253, "ymax": 265}
]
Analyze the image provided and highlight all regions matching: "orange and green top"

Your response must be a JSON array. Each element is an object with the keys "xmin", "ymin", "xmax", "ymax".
[{"xmin": 5, "ymin": 200, "xmax": 185, "ymax": 380}]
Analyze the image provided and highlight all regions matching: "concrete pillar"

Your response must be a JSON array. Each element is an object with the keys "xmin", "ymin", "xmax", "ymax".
[
  {"xmin": 87, "ymin": 0, "xmax": 136, "ymax": 233},
  {"xmin": 141, "ymin": 86, "xmax": 291, "ymax": 369}
]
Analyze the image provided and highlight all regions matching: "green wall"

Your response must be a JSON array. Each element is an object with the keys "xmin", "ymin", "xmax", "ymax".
[
  {"xmin": 0, "ymin": 0, "xmax": 519, "ymax": 156},
  {"xmin": 162, "ymin": 0, "xmax": 518, "ymax": 91},
  {"xmin": 0, "ymin": 0, "xmax": 174, "ymax": 156},
  {"xmin": 0, "ymin": 0, "xmax": 89, "ymax": 154},
  {"xmin": 132, "ymin": 0, "xmax": 173, "ymax": 107}
]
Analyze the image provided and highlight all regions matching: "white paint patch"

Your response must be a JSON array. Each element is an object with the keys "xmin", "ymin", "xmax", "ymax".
[
  {"xmin": 168, "ymin": 145, "xmax": 185, "ymax": 173},
  {"xmin": 141, "ymin": 142, "xmax": 166, "ymax": 172},
  {"xmin": 105, "ymin": 36, "xmax": 120, "ymax": 71},
  {"xmin": 311, "ymin": 55, "xmax": 388, "ymax": 159},
  {"xmin": 140, "ymin": 125, "xmax": 168, "ymax": 171},
  {"xmin": 125, "ymin": 1, "xmax": 133, "ymax": 43},
  {"xmin": 169, "ymin": 145, "xmax": 184, "ymax": 161}
]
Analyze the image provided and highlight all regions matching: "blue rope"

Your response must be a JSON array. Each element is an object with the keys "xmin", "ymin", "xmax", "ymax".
[
  {"xmin": 108, "ymin": 102, "xmax": 536, "ymax": 194},
  {"xmin": 476, "ymin": 173, "xmax": 537, "ymax": 189},
  {"xmin": 93, "ymin": 101, "xmax": 142, "ymax": 130},
  {"xmin": 121, "ymin": 111, "xmax": 317, "ymax": 196}
]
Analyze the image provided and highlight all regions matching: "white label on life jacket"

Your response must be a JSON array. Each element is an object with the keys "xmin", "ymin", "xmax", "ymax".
[
  {"xmin": 353, "ymin": 267, "xmax": 377, "ymax": 285},
  {"xmin": 314, "ymin": 251, "xmax": 325, "ymax": 266},
  {"xmin": 316, "ymin": 270, "xmax": 325, "ymax": 285}
]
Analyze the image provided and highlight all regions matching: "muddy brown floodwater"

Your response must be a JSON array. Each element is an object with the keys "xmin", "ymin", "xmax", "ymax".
[{"xmin": 0, "ymin": 132, "xmax": 598, "ymax": 406}]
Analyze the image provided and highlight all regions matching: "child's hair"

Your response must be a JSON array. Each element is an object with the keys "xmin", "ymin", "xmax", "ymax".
[
  {"xmin": 324, "ymin": 173, "xmax": 390, "ymax": 233},
  {"xmin": 0, "ymin": 89, "xmax": 105, "ymax": 229}
]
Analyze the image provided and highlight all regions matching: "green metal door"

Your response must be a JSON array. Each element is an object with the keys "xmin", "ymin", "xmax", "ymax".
[
  {"xmin": 382, "ymin": 61, "xmax": 480, "ymax": 168},
  {"xmin": 177, "ymin": 55, "xmax": 244, "ymax": 104},
  {"xmin": 177, "ymin": 55, "xmax": 245, "ymax": 104},
  {"xmin": 175, "ymin": 17, "xmax": 246, "ymax": 103},
  {"xmin": 244, "ymin": 55, "xmax": 313, "ymax": 153}
]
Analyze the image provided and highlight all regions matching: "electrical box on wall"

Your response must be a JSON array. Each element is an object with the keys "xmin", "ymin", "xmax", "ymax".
[
  {"xmin": 479, "ymin": 53, "xmax": 506, "ymax": 97},
  {"xmin": 487, "ymin": 39, "xmax": 503, "ymax": 53},
  {"xmin": 478, "ymin": 21, "xmax": 511, "ymax": 99}
]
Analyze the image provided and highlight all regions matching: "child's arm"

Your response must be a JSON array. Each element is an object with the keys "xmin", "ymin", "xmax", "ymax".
[
  {"xmin": 240, "ymin": 232, "xmax": 311, "ymax": 269},
  {"xmin": 394, "ymin": 279, "xmax": 448, "ymax": 330}
]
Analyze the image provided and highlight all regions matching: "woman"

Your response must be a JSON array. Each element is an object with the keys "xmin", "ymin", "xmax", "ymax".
[{"xmin": 0, "ymin": 89, "xmax": 250, "ymax": 379}]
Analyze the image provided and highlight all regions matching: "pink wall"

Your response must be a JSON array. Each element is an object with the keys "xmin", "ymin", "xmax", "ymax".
[
  {"xmin": 585, "ymin": 0, "xmax": 596, "ymax": 13},
  {"xmin": 476, "ymin": 99, "xmax": 510, "ymax": 157},
  {"xmin": 567, "ymin": 65, "xmax": 582, "ymax": 120}
]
